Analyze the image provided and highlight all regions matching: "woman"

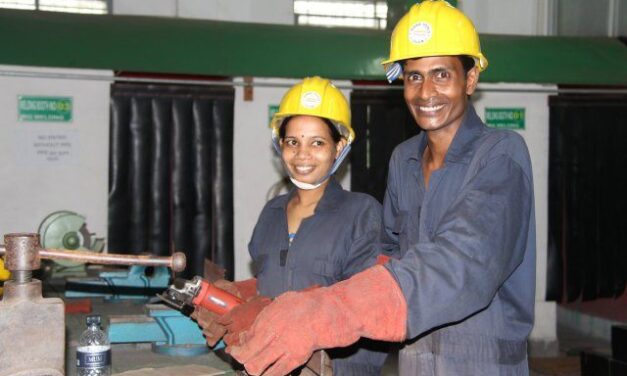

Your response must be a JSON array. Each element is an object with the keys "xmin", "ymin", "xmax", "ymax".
[{"xmin": 194, "ymin": 77, "xmax": 387, "ymax": 375}]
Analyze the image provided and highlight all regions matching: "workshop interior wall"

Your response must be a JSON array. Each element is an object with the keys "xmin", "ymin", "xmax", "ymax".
[{"xmin": 0, "ymin": 65, "xmax": 111, "ymax": 241}]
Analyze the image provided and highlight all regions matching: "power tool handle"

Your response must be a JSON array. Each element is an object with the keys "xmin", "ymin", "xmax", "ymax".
[{"xmin": 192, "ymin": 280, "xmax": 244, "ymax": 315}]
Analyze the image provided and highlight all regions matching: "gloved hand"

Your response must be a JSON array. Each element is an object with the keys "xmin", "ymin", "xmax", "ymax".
[
  {"xmin": 227, "ymin": 266, "xmax": 407, "ymax": 376},
  {"xmin": 219, "ymin": 285, "xmax": 319, "ymax": 347},
  {"xmin": 191, "ymin": 306, "xmax": 226, "ymax": 347},
  {"xmin": 219, "ymin": 295, "xmax": 273, "ymax": 346},
  {"xmin": 215, "ymin": 278, "xmax": 258, "ymax": 301},
  {"xmin": 191, "ymin": 278, "xmax": 257, "ymax": 347}
]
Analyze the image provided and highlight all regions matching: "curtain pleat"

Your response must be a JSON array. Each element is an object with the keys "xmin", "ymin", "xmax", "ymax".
[
  {"xmin": 108, "ymin": 83, "xmax": 234, "ymax": 279},
  {"xmin": 129, "ymin": 97, "xmax": 151, "ymax": 253},
  {"xmin": 149, "ymin": 98, "xmax": 172, "ymax": 256},
  {"xmin": 108, "ymin": 96, "xmax": 131, "ymax": 251},
  {"xmin": 210, "ymin": 100, "xmax": 234, "ymax": 279},
  {"xmin": 171, "ymin": 97, "xmax": 194, "ymax": 275},
  {"xmin": 190, "ymin": 100, "xmax": 213, "ymax": 279}
]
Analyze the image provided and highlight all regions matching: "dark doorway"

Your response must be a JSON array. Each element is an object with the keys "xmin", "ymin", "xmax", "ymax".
[
  {"xmin": 108, "ymin": 83, "xmax": 235, "ymax": 279},
  {"xmin": 350, "ymin": 88, "xmax": 420, "ymax": 202},
  {"xmin": 547, "ymin": 94, "xmax": 627, "ymax": 303}
]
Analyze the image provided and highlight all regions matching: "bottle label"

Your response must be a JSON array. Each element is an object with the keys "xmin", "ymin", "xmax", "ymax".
[{"xmin": 76, "ymin": 345, "xmax": 111, "ymax": 368}]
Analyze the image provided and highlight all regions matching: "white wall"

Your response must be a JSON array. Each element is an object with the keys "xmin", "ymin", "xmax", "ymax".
[
  {"xmin": 474, "ymin": 82, "xmax": 556, "ymax": 344},
  {"xmin": 459, "ymin": 0, "xmax": 554, "ymax": 36},
  {"xmin": 112, "ymin": 0, "xmax": 177, "ymax": 17},
  {"xmin": 0, "ymin": 65, "xmax": 111, "ymax": 241},
  {"xmin": 113, "ymin": 0, "xmax": 294, "ymax": 24},
  {"xmin": 232, "ymin": 77, "xmax": 351, "ymax": 280}
]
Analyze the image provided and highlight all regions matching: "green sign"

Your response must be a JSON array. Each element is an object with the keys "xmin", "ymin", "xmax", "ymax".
[
  {"xmin": 18, "ymin": 96, "xmax": 73, "ymax": 122},
  {"xmin": 268, "ymin": 104, "xmax": 279, "ymax": 126},
  {"xmin": 485, "ymin": 108, "xmax": 525, "ymax": 130}
]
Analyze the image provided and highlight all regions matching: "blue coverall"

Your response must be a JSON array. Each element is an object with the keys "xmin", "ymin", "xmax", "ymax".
[
  {"xmin": 383, "ymin": 105, "xmax": 536, "ymax": 375},
  {"xmin": 249, "ymin": 178, "xmax": 388, "ymax": 375}
]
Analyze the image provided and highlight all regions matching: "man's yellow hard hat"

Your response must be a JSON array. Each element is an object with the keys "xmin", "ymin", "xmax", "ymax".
[
  {"xmin": 383, "ymin": 0, "xmax": 488, "ymax": 81},
  {"xmin": 270, "ymin": 76, "xmax": 354, "ymax": 149}
]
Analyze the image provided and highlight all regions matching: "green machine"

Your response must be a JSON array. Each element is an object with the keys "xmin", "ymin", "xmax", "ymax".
[{"xmin": 38, "ymin": 210, "xmax": 105, "ymax": 274}]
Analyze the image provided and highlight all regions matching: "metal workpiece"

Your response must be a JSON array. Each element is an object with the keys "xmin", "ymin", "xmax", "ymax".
[
  {"xmin": 0, "ymin": 233, "xmax": 187, "ymax": 272},
  {"xmin": 3, "ymin": 233, "xmax": 41, "ymax": 272},
  {"xmin": 39, "ymin": 248, "xmax": 187, "ymax": 272}
]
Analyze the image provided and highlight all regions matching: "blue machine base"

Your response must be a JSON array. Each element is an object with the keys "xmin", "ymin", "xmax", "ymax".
[
  {"xmin": 65, "ymin": 265, "xmax": 170, "ymax": 300},
  {"xmin": 108, "ymin": 303, "xmax": 224, "ymax": 356}
]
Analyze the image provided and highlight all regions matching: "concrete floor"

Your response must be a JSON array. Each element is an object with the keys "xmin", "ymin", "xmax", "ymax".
[{"xmin": 379, "ymin": 324, "xmax": 612, "ymax": 376}]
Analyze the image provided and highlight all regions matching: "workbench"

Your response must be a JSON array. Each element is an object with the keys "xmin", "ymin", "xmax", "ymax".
[{"xmin": 55, "ymin": 278, "xmax": 238, "ymax": 375}]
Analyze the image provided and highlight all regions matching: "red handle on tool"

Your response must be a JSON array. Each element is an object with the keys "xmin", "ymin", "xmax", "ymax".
[{"xmin": 192, "ymin": 280, "xmax": 244, "ymax": 315}]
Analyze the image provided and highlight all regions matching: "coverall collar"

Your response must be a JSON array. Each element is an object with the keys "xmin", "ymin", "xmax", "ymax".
[{"xmin": 408, "ymin": 104, "xmax": 484, "ymax": 165}]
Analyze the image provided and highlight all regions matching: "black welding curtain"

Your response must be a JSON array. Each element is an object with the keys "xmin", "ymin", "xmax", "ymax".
[
  {"xmin": 108, "ymin": 83, "xmax": 235, "ymax": 279},
  {"xmin": 350, "ymin": 89, "xmax": 420, "ymax": 202},
  {"xmin": 547, "ymin": 94, "xmax": 627, "ymax": 302}
]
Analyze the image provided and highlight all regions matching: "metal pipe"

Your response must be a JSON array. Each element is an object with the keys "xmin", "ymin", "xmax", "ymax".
[
  {"xmin": 2, "ymin": 69, "xmax": 627, "ymax": 94},
  {"xmin": 39, "ymin": 248, "xmax": 187, "ymax": 272},
  {"xmin": 1, "ymin": 243, "xmax": 186, "ymax": 272}
]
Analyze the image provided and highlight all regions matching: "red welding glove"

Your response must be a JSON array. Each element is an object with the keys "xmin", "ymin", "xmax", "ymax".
[
  {"xmin": 227, "ymin": 266, "xmax": 407, "ymax": 376},
  {"xmin": 376, "ymin": 254, "xmax": 391, "ymax": 265},
  {"xmin": 191, "ymin": 306, "xmax": 226, "ymax": 347},
  {"xmin": 215, "ymin": 278, "xmax": 258, "ymax": 301},
  {"xmin": 219, "ymin": 295, "xmax": 273, "ymax": 346},
  {"xmin": 220, "ymin": 284, "xmax": 321, "ymax": 347}
]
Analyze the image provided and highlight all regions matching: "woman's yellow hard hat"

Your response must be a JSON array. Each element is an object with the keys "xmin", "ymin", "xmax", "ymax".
[{"xmin": 270, "ymin": 76, "xmax": 354, "ymax": 149}]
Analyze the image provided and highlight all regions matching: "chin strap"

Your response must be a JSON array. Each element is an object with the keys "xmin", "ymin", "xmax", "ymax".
[{"xmin": 289, "ymin": 177, "xmax": 324, "ymax": 190}]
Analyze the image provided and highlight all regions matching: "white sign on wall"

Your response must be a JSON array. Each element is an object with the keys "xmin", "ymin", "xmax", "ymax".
[{"xmin": 15, "ymin": 129, "xmax": 79, "ymax": 165}]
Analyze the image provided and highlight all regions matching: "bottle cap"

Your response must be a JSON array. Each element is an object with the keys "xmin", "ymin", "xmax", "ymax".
[{"xmin": 86, "ymin": 315, "xmax": 101, "ymax": 326}]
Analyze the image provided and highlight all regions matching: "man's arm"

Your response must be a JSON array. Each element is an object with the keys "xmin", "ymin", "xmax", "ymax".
[{"xmin": 387, "ymin": 152, "xmax": 533, "ymax": 338}]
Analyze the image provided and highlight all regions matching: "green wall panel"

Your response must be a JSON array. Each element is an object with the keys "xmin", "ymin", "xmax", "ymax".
[{"xmin": 1, "ymin": 9, "xmax": 626, "ymax": 85}]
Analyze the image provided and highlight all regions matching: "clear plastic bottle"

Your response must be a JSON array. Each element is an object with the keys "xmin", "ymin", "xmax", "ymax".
[{"xmin": 76, "ymin": 315, "xmax": 111, "ymax": 376}]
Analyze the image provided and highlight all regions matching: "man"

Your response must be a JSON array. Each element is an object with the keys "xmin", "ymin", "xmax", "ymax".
[{"xmin": 227, "ymin": 1, "xmax": 536, "ymax": 375}]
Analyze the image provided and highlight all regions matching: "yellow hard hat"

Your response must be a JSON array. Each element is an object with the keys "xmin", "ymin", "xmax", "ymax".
[
  {"xmin": 0, "ymin": 258, "xmax": 10, "ymax": 296},
  {"xmin": 382, "ymin": 0, "xmax": 488, "ymax": 81},
  {"xmin": 270, "ymin": 76, "xmax": 354, "ymax": 149},
  {"xmin": 0, "ymin": 259, "xmax": 9, "ymax": 281}
]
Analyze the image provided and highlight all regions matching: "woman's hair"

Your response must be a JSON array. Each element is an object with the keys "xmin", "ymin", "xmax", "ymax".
[{"xmin": 279, "ymin": 116, "xmax": 342, "ymax": 143}]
